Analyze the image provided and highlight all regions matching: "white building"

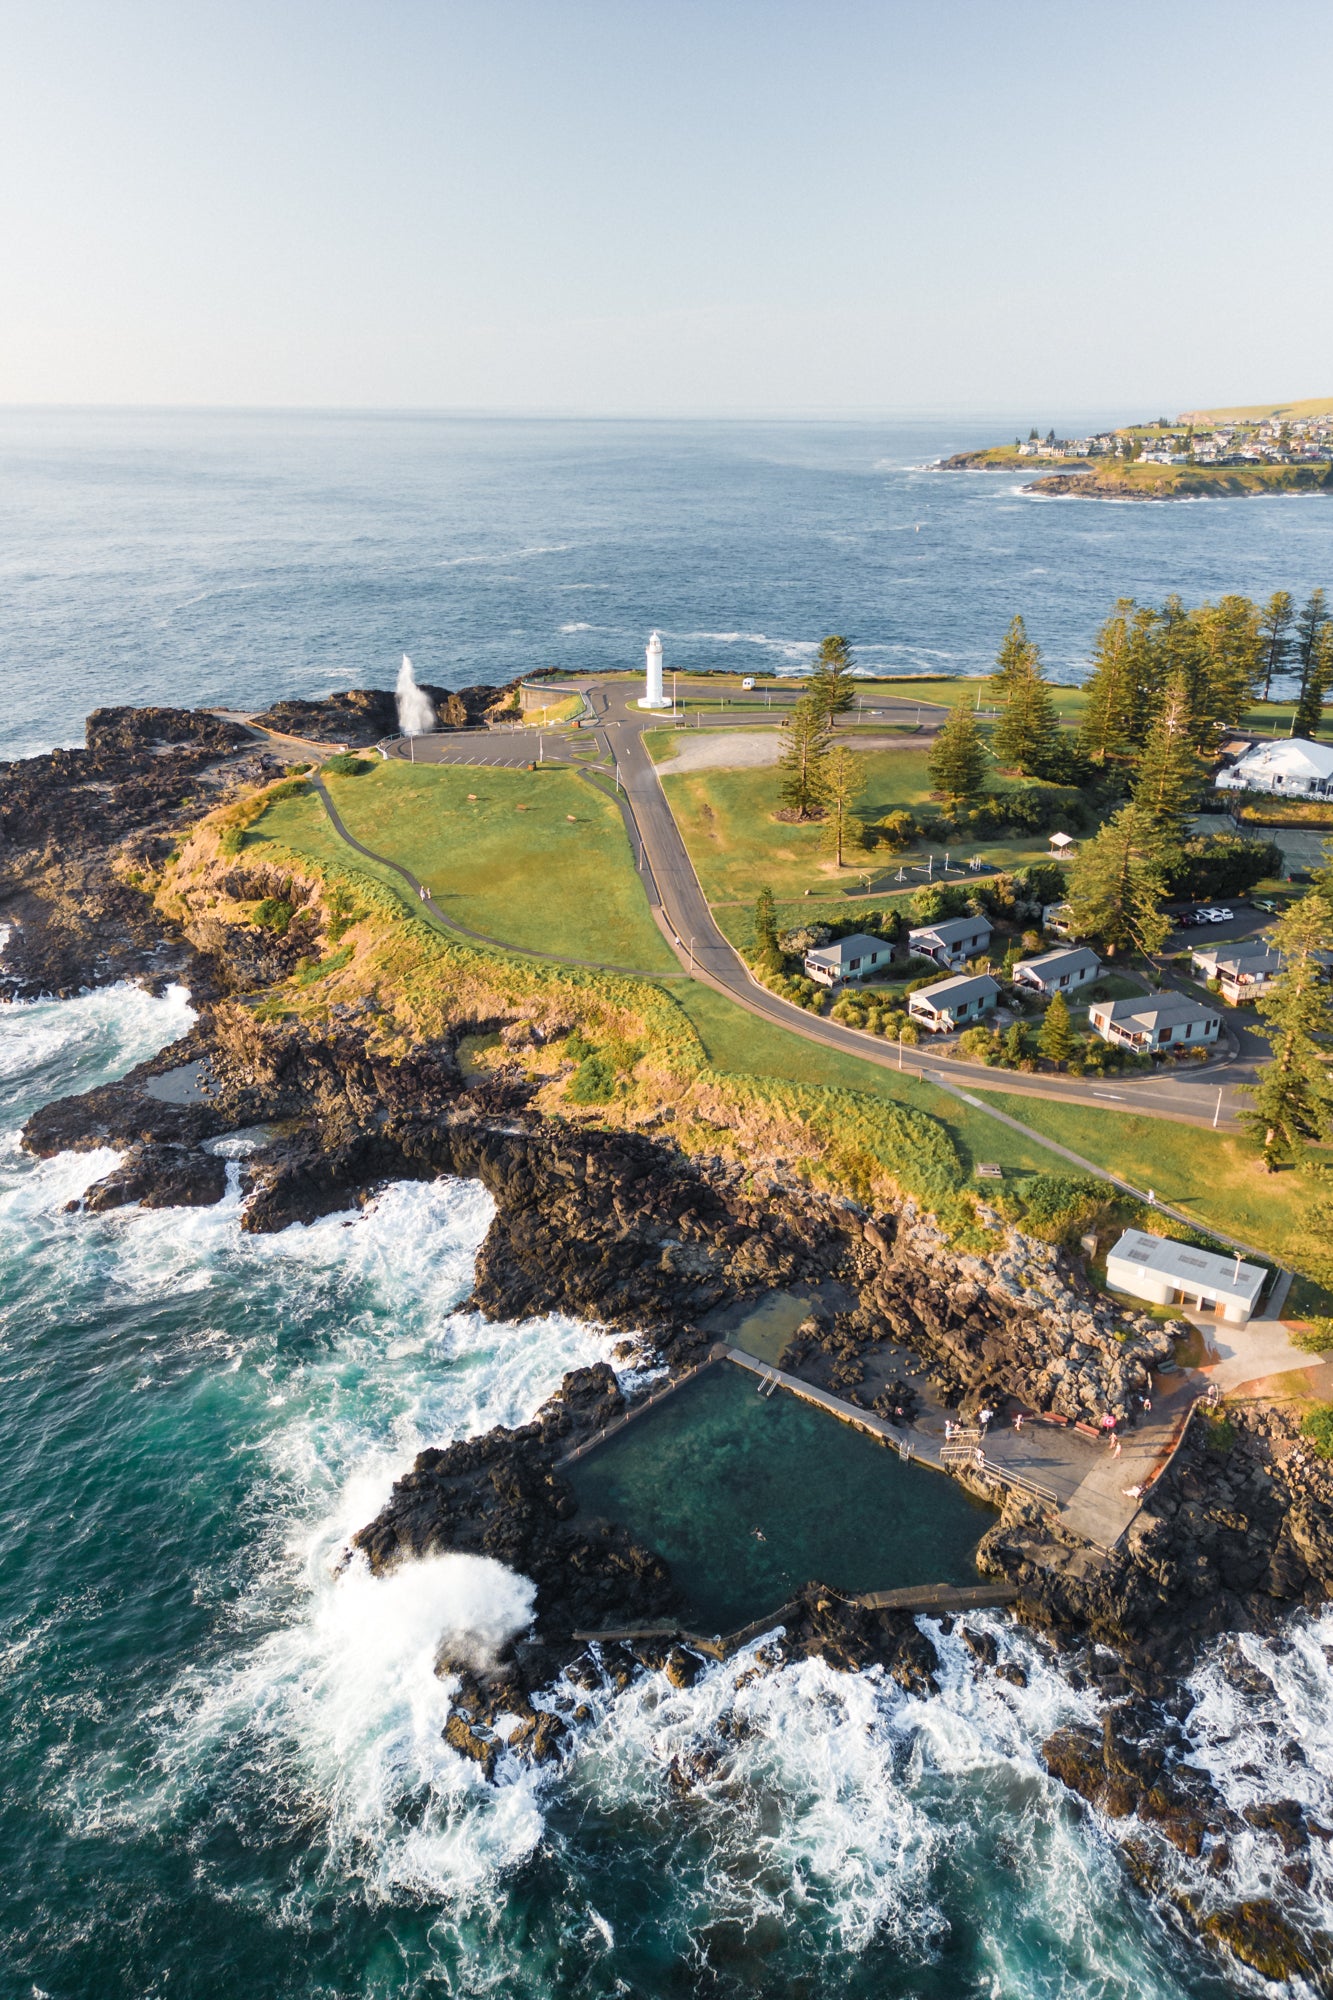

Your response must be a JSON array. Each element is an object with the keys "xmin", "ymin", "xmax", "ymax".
[
  {"xmin": 907, "ymin": 914, "xmax": 992, "ymax": 970},
  {"xmin": 1216, "ymin": 737, "xmax": 1333, "ymax": 797},
  {"xmin": 1012, "ymin": 944, "xmax": 1100, "ymax": 997},
  {"xmin": 1191, "ymin": 940, "xmax": 1283, "ymax": 1004},
  {"xmin": 1088, "ymin": 991, "xmax": 1220, "ymax": 1052},
  {"xmin": 1105, "ymin": 1228, "xmax": 1266, "ymax": 1325},
  {"xmin": 803, "ymin": 932, "xmax": 892, "ymax": 988},
  {"xmin": 638, "ymin": 630, "xmax": 671, "ymax": 710},
  {"xmin": 907, "ymin": 972, "xmax": 1000, "ymax": 1033}
]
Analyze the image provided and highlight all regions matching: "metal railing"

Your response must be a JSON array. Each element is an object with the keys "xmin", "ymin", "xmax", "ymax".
[{"xmin": 939, "ymin": 1440, "xmax": 1059, "ymax": 1507}]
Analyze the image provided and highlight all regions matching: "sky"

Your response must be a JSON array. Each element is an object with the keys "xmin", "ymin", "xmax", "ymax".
[{"xmin": 3, "ymin": 0, "xmax": 1333, "ymax": 415}]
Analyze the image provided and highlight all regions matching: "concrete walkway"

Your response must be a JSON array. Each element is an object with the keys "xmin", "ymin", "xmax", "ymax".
[{"xmin": 725, "ymin": 1339, "xmax": 1189, "ymax": 1553}]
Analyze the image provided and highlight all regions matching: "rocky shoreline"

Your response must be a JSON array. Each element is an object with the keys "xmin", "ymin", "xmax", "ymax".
[{"xmin": 6, "ymin": 697, "xmax": 1333, "ymax": 1986}]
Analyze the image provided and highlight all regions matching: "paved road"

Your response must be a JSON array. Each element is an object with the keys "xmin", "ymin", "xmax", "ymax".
[{"xmin": 373, "ymin": 681, "xmax": 1263, "ymax": 1140}]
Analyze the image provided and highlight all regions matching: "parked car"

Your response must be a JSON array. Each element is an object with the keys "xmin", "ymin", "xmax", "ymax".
[
  {"xmin": 1174, "ymin": 911, "xmax": 1200, "ymax": 929},
  {"xmin": 1252, "ymin": 897, "xmax": 1282, "ymax": 914},
  {"xmin": 1196, "ymin": 907, "xmax": 1234, "ymax": 924}
]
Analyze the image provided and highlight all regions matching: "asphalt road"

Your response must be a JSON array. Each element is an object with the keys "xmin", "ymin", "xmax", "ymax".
[{"xmin": 373, "ymin": 678, "xmax": 1259, "ymax": 1134}]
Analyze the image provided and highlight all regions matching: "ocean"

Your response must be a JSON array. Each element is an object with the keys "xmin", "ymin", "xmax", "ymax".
[
  {"xmin": 3, "ymin": 409, "xmax": 1333, "ymax": 761},
  {"xmin": 4, "ymin": 414, "xmax": 1333, "ymax": 1996}
]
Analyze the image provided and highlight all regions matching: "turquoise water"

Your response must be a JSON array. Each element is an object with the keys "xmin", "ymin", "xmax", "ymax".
[
  {"xmin": 5, "ymin": 409, "xmax": 1333, "ymax": 759},
  {"xmin": 0, "ymin": 979, "xmax": 1294, "ymax": 1997},
  {"xmin": 569, "ymin": 1363, "xmax": 991, "ymax": 1631}
]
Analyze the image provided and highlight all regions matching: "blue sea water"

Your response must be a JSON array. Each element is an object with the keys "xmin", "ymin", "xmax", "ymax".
[
  {"xmin": 5, "ymin": 415, "xmax": 1333, "ymax": 1996},
  {"xmin": 3, "ymin": 408, "xmax": 1333, "ymax": 760}
]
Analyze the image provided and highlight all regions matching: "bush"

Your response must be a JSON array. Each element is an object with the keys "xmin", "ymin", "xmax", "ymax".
[
  {"xmin": 957, "ymin": 1025, "xmax": 1001, "ymax": 1064},
  {"xmin": 909, "ymin": 882, "xmax": 972, "ymax": 925},
  {"xmin": 252, "ymin": 897, "xmax": 295, "ymax": 934},
  {"xmin": 565, "ymin": 1053, "xmax": 618, "ymax": 1103},
  {"xmin": 1006, "ymin": 1172, "xmax": 1109, "ymax": 1243},
  {"xmin": 219, "ymin": 826, "xmax": 248, "ymax": 857},
  {"xmin": 1200, "ymin": 1406, "xmax": 1237, "ymax": 1455},
  {"xmin": 876, "ymin": 809, "xmax": 916, "ymax": 851},
  {"xmin": 1290, "ymin": 1318, "xmax": 1333, "ymax": 1354},
  {"xmin": 265, "ymin": 776, "xmax": 311, "ymax": 803},
  {"xmin": 323, "ymin": 752, "xmax": 374, "ymax": 777},
  {"xmin": 563, "ymin": 1029, "xmax": 595, "ymax": 1063},
  {"xmin": 1164, "ymin": 833, "xmax": 1283, "ymax": 901}
]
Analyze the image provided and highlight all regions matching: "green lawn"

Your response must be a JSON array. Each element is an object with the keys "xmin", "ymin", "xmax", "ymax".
[
  {"xmin": 968, "ymin": 1089, "xmax": 1333, "ymax": 1285},
  {"xmin": 674, "ymin": 983, "xmax": 1064, "ymax": 1178},
  {"xmin": 256, "ymin": 762, "xmax": 680, "ymax": 974},
  {"xmin": 1239, "ymin": 699, "xmax": 1333, "ymax": 744},
  {"xmin": 660, "ymin": 750, "xmax": 1062, "ymax": 909}
]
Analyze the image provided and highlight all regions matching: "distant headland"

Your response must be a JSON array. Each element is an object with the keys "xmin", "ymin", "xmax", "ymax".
[{"xmin": 938, "ymin": 397, "xmax": 1333, "ymax": 499}]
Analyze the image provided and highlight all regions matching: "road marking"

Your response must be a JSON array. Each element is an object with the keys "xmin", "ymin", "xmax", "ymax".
[{"xmin": 1093, "ymin": 1091, "xmax": 1125, "ymax": 1100}]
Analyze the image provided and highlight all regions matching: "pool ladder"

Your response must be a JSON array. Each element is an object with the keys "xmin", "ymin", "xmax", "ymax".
[{"xmin": 756, "ymin": 1367, "xmax": 781, "ymax": 1398}]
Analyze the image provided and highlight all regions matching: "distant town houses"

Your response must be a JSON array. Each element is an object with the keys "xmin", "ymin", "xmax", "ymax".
[{"xmin": 1012, "ymin": 413, "xmax": 1333, "ymax": 467}]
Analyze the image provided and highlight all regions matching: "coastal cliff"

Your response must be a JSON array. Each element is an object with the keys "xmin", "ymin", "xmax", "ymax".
[{"xmin": 7, "ymin": 698, "xmax": 1333, "ymax": 1985}]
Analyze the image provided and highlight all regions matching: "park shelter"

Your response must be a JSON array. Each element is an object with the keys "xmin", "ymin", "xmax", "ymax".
[{"xmin": 1105, "ymin": 1228, "xmax": 1265, "ymax": 1325}]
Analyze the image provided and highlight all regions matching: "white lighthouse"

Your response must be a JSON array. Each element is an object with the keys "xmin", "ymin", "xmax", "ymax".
[{"xmin": 638, "ymin": 629, "xmax": 671, "ymax": 709}]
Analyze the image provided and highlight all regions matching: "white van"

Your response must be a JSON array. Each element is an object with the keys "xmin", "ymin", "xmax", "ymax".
[{"xmin": 741, "ymin": 677, "xmax": 756, "ymax": 690}]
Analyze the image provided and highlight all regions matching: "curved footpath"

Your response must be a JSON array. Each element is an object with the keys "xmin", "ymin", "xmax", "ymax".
[{"xmin": 262, "ymin": 692, "xmax": 1283, "ymax": 1271}]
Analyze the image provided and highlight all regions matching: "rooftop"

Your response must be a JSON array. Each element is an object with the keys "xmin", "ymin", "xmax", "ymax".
[
  {"xmin": 805, "ymin": 932, "xmax": 891, "ymax": 967},
  {"xmin": 911, "ymin": 972, "xmax": 1001, "ymax": 1009},
  {"xmin": 908, "ymin": 914, "xmax": 992, "ymax": 945},
  {"xmin": 1014, "ymin": 945, "xmax": 1100, "ymax": 979},
  {"xmin": 1107, "ymin": 1228, "xmax": 1265, "ymax": 1308},
  {"xmin": 1092, "ymin": 991, "xmax": 1219, "ymax": 1032}
]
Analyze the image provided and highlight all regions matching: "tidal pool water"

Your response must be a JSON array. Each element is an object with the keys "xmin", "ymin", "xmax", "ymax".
[{"xmin": 568, "ymin": 1362, "xmax": 994, "ymax": 1632}]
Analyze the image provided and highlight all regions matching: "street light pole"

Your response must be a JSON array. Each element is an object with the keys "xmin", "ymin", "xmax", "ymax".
[
  {"xmin": 688, "ymin": 936, "xmax": 696, "ymax": 976},
  {"xmin": 1213, "ymin": 1086, "xmax": 1223, "ymax": 1128}
]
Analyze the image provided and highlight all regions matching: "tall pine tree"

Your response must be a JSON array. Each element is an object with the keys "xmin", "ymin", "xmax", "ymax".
[
  {"xmin": 1066, "ymin": 804, "xmax": 1170, "ymax": 958},
  {"xmin": 1293, "ymin": 622, "xmax": 1333, "ymax": 741},
  {"xmin": 927, "ymin": 702, "xmax": 989, "ymax": 808},
  {"xmin": 993, "ymin": 658, "xmax": 1059, "ymax": 774},
  {"xmin": 777, "ymin": 695, "xmax": 830, "ymax": 820},
  {"xmin": 1079, "ymin": 600, "xmax": 1157, "ymax": 763},
  {"xmin": 1038, "ymin": 989, "xmax": 1075, "ymax": 1067},
  {"xmin": 1132, "ymin": 671, "xmax": 1200, "ymax": 830},
  {"xmin": 1291, "ymin": 589, "xmax": 1329, "ymax": 737},
  {"xmin": 1258, "ymin": 590, "xmax": 1296, "ymax": 702},
  {"xmin": 990, "ymin": 615, "xmax": 1040, "ymax": 698},
  {"xmin": 819, "ymin": 747, "xmax": 867, "ymax": 867},
  {"xmin": 808, "ymin": 635, "xmax": 857, "ymax": 727},
  {"xmin": 1196, "ymin": 594, "xmax": 1264, "ymax": 733},
  {"xmin": 1241, "ymin": 893, "xmax": 1333, "ymax": 1166}
]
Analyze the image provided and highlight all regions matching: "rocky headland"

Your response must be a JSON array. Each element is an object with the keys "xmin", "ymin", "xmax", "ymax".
[{"xmin": 6, "ymin": 696, "xmax": 1333, "ymax": 1986}]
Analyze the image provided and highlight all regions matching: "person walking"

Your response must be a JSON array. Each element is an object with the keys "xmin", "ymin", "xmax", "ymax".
[
  {"xmin": 1013, "ymin": 1412, "xmax": 1024, "ymax": 1434},
  {"xmin": 979, "ymin": 1406, "xmax": 993, "ymax": 1435}
]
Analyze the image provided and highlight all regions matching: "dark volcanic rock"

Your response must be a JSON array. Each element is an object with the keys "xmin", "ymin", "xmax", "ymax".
[
  {"xmin": 249, "ymin": 681, "xmax": 517, "ymax": 747},
  {"xmin": 79, "ymin": 1142, "xmax": 228, "ymax": 1212}
]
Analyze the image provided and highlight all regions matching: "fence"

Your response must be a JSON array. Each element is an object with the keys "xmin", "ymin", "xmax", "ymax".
[{"xmin": 939, "ymin": 1440, "xmax": 1060, "ymax": 1507}]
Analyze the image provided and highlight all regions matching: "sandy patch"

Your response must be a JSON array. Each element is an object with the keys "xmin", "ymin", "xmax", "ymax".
[{"xmin": 659, "ymin": 730, "xmax": 927, "ymax": 773}]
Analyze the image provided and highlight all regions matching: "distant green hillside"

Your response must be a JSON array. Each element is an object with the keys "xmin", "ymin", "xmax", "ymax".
[{"xmin": 1181, "ymin": 395, "xmax": 1333, "ymax": 423}]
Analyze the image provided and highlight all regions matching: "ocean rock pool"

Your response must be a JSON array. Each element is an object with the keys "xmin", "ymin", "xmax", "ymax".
[{"xmin": 568, "ymin": 1362, "xmax": 995, "ymax": 1634}]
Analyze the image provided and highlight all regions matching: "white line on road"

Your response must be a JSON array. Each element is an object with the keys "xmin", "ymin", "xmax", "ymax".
[{"xmin": 1093, "ymin": 1091, "xmax": 1125, "ymax": 1100}]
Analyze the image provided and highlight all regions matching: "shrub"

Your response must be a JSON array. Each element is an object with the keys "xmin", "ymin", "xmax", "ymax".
[
  {"xmin": 565, "ymin": 1053, "xmax": 618, "ymax": 1103},
  {"xmin": 876, "ymin": 809, "xmax": 916, "ymax": 851},
  {"xmin": 324, "ymin": 752, "xmax": 374, "ymax": 777},
  {"xmin": 219, "ymin": 826, "xmax": 248, "ymax": 857},
  {"xmin": 266, "ymin": 776, "xmax": 310, "ymax": 802},
  {"xmin": 957, "ymin": 1025, "xmax": 1001, "ymax": 1064},
  {"xmin": 252, "ymin": 897, "xmax": 295, "ymax": 934},
  {"xmin": 1291, "ymin": 1318, "xmax": 1333, "ymax": 1354},
  {"xmin": 563, "ymin": 1029, "xmax": 595, "ymax": 1063},
  {"xmin": 1301, "ymin": 1404, "xmax": 1333, "ymax": 1459},
  {"xmin": 1006, "ymin": 1172, "xmax": 1109, "ymax": 1243}
]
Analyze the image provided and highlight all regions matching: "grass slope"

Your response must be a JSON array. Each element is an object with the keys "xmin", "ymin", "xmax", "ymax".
[
  {"xmin": 969, "ymin": 1090, "xmax": 1332, "ymax": 1286},
  {"xmin": 660, "ymin": 750, "xmax": 1065, "ymax": 909},
  {"xmin": 262, "ymin": 760, "xmax": 678, "ymax": 974}
]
